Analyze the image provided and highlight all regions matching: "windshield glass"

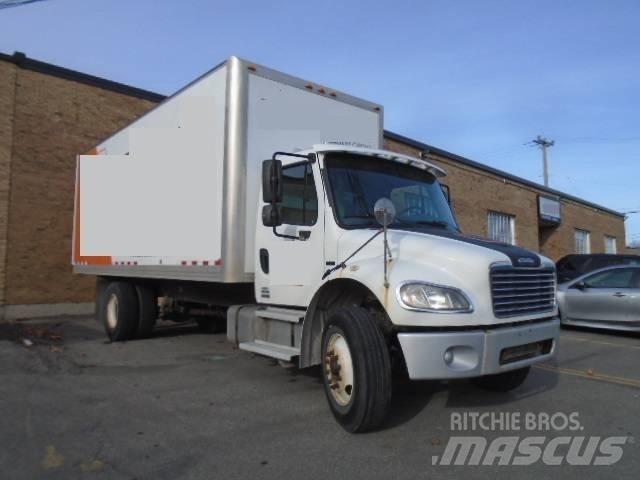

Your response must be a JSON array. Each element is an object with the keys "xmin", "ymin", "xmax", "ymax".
[{"xmin": 325, "ymin": 153, "xmax": 459, "ymax": 232}]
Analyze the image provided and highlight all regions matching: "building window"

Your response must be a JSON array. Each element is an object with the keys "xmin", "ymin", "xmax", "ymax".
[
  {"xmin": 487, "ymin": 211, "xmax": 515, "ymax": 245},
  {"xmin": 574, "ymin": 229, "xmax": 591, "ymax": 254},
  {"xmin": 604, "ymin": 235, "xmax": 617, "ymax": 254}
]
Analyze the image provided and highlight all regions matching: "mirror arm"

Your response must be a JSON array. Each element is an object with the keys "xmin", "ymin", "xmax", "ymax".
[{"xmin": 272, "ymin": 151, "xmax": 316, "ymax": 163}]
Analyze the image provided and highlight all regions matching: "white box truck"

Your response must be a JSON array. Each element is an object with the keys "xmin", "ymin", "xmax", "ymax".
[{"xmin": 74, "ymin": 56, "xmax": 560, "ymax": 432}]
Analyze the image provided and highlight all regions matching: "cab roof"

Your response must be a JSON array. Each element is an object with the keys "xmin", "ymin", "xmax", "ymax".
[{"xmin": 310, "ymin": 144, "xmax": 447, "ymax": 178}]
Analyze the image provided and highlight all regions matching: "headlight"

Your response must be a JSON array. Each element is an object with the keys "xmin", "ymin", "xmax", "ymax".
[{"xmin": 397, "ymin": 282, "xmax": 472, "ymax": 312}]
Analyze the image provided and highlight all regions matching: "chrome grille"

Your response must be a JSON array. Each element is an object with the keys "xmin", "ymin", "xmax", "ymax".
[{"xmin": 490, "ymin": 267, "xmax": 556, "ymax": 318}]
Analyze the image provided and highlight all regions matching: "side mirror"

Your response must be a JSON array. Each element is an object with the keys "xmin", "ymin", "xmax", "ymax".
[
  {"xmin": 573, "ymin": 281, "xmax": 587, "ymax": 290},
  {"xmin": 374, "ymin": 197, "xmax": 396, "ymax": 227},
  {"xmin": 262, "ymin": 160, "xmax": 283, "ymax": 204},
  {"xmin": 262, "ymin": 204, "xmax": 282, "ymax": 227}
]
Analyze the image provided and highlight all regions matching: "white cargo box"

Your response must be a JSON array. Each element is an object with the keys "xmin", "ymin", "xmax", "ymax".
[{"xmin": 73, "ymin": 57, "xmax": 383, "ymax": 283}]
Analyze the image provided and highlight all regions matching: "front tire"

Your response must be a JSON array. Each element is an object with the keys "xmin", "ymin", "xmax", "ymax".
[
  {"xmin": 321, "ymin": 307, "xmax": 392, "ymax": 433},
  {"xmin": 99, "ymin": 281, "xmax": 139, "ymax": 342},
  {"xmin": 471, "ymin": 366, "xmax": 531, "ymax": 392}
]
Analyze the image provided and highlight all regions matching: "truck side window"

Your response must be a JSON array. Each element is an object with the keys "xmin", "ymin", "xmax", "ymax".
[{"xmin": 279, "ymin": 163, "xmax": 318, "ymax": 226}]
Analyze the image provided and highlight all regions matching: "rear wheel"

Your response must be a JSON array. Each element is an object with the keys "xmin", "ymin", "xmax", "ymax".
[
  {"xmin": 471, "ymin": 366, "xmax": 531, "ymax": 392},
  {"xmin": 135, "ymin": 284, "xmax": 157, "ymax": 339},
  {"xmin": 100, "ymin": 281, "xmax": 139, "ymax": 341},
  {"xmin": 321, "ymin": 307, "xmax": 391, "ymax": 433}
]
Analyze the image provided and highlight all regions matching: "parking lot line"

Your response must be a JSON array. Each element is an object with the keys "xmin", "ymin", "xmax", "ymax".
[
  {"xmin": 534, "ymin": 363, "xmax": 640, "ymax": 389},
  {"xmin": 559, "ymin": 334, "xmax": 640, "ymax": 351}
]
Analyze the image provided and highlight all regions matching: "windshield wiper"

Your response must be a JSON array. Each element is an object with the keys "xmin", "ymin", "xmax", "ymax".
[
  {"xmin": 342, "ymin": 214, "xmax": 377, "ymax": 227},
  {"xmin": 408, "ymin": 220, "xmax": 451, "ymax": 229},
  {"xmin": 343, "ymin": 214, "xmax": 375, "ymax": 219}
]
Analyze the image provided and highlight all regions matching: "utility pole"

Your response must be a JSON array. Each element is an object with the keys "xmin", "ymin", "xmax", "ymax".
[{"xmin": 532, "ymin": 135, "xmax": 554, "ymax": 187}]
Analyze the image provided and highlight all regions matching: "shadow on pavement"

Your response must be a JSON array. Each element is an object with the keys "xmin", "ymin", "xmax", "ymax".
[{"xmin": 383, "ymin": 365, "xmax": 560, "ymax": 430}]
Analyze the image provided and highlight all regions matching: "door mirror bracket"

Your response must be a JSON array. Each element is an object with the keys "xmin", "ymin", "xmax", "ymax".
[
  {"xmin": 262, "ymin": 155, "xmax": 315, "ymax": 241},
  {"xmin": 261, "ymin": 204, "xmax": 299, "ymax": 240}
]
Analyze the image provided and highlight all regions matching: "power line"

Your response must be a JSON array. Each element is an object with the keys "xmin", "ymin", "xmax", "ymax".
[
  {"xmin": 479, "ymin": 145, "xmax": 528, "ymax": 160},
  {"xmin": 559, "ymin": 136, "xmax": 640, "ymax": 144},
  {"xmin": 0, "ymin": 0, "xmax": 48, "ymax": 10},
  {"xmin": 550, "ymin": 175, "xmax": 637, "ymax": 190},
  {"xmin": 531, "ymin": 136, "xmax": 555, "ymax": 187}
]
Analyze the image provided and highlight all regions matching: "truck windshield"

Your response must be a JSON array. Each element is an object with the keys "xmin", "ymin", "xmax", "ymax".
[{"xmin": 325, "ymin": 153, "xmax": 459, "ymax": 232}]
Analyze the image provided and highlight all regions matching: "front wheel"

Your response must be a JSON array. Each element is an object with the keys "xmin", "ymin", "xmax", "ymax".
[
  {"xmin": 321, "ymin": 307, "xmax": 392, "ymax": 433},
  {"xmin": 471, "ymin": 366, "xmax": 531, "ymax": 392}
]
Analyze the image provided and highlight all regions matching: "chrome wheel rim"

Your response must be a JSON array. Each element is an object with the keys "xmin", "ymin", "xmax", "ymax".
[
  {"xmin": 106, "ymin": 293, "xmax": 119, "ymax": 330},
  {"xmin": 324, "ymin": 332, "xmax": 354, "ymax": 407}
]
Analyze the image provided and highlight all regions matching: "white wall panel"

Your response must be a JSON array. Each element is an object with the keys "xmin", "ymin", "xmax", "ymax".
[{"xmin": 79, "ymin": 67, "xmax": 227, "ymax": 262}]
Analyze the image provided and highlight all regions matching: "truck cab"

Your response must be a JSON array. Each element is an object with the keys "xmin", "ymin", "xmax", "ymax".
[{"xmin": 236, "ymin": 143, "xmax": 559, "ymax": 431}]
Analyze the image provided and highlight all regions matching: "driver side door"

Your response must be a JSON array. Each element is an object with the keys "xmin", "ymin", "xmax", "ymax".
[{"xmin": 255, "ymin": 161, "xmax": 325, "ymax": 307}]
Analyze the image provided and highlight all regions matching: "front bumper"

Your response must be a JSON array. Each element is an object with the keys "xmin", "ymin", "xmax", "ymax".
[{"xmin": 397, "ymin": 317, "xmax": 559, "ymax": 380}]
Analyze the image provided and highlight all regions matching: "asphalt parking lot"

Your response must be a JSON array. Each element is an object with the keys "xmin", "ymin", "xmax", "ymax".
[{"xmin": 1, "ymin": 316, "xmax": 638, "ymax": 480}]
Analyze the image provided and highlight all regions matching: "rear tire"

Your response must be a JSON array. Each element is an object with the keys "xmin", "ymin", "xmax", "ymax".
[
  {"xmin": 321, "ymin": 307, "xmax": 392, "ymax": 433},
  {"xmin": 100, "ymin": 281, "xmax": 139, "ymax": 342},
  {"xmin": 471, "ymin": 366, "xmax": 531, "ymax": 392},
  {"xmin": 135, "ymin": 284, "xmax": 157, "ymax": 339}
]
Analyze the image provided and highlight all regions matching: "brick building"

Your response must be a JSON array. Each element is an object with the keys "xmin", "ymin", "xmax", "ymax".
[{"xmin": 0, "ymin": 52, "xmax": 630, "ymax": 320}]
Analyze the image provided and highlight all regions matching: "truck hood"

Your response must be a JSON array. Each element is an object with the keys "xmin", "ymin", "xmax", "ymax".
[
  {"xmin": 337, "ymin": 227, "xmax": 545, "ymax": 271},
  {"xmin": 334, "ymin": 228, "xmax": 554, "ymax": 326},
  {"xmin": 406, "ymin": 228, "xmax": 543, "ymax": 268}
]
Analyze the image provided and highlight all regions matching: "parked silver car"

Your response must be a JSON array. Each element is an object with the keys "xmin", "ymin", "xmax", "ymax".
[{"xmin": 557, "ymin": 265, "xmax": 640, "ymax": 332}]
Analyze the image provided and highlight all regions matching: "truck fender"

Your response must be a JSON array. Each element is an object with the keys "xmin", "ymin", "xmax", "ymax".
[{"xmin": 300, "ymin": 278, "xmax": 389, "ymax": 368}]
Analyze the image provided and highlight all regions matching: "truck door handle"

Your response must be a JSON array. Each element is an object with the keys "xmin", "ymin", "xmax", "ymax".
[
  {"xmin": 613, "ymin": 292, "xmax": 627, "ymax": 297},
  {"xmin": 298, "ymin": 230, "xmax": 311, "ymax": 240},
  {"xmin": 259, "ymin": 248, "xmax": 269, "ymax": 274}
]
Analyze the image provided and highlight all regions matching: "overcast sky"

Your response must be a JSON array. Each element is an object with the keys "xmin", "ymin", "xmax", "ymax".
[{"xmin": 1, "ymin": 0, "xmax": 638, "ymax": 243}]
